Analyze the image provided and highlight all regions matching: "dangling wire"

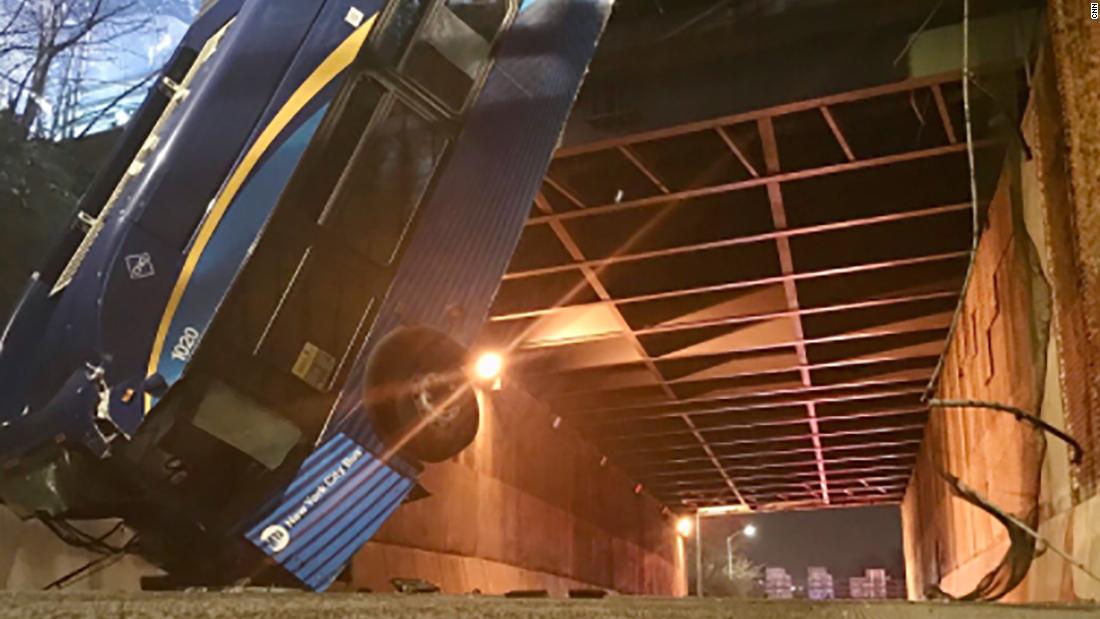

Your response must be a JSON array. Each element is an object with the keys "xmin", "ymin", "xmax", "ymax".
[
  {"xmin": 929, "ymin": 399, "xmax": 1084, "ymax": 464},
  {"xmin": 926, "ymin": 399, "xmax": 1097, "ymax": 599},
  {"xmin": 923, "ymin": 0, "xmax": 981, "ymax": 400},
  {"xmin": 39, "ymin": 517, "xmax": 128, "ymax": 555},
  {"xmin": 40, "ymin": 525, "xmax": 140, "ymax": 590}
]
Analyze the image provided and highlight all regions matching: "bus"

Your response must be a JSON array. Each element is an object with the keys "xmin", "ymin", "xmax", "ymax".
[{"xmin": 0, "ymin": 0, "xmax": 612, "ymax": 590}]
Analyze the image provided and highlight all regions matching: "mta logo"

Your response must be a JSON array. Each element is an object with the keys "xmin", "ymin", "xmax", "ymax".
[{"xmin": 260, "ymin": 524, "xmax": 291, "ymax": 553}]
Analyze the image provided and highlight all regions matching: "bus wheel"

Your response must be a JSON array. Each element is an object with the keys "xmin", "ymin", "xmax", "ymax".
[{"xmin": 365, "ymin": 326, "xmax": 480, "ymax": 463}]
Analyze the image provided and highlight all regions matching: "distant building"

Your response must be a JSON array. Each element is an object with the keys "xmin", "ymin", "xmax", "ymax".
[
  {"xmin": 806, "ymin": 566, "xmax": 834, "ymax": 600},
  {"xmin": 849, "ymin": 568, "xmax": 889, "ymax": 599},
  {"xmin": 764, "ymin": 567, "xmax": 794, "ymax": 599}
]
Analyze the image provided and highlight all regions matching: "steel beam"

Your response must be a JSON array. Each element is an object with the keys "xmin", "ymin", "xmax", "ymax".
[
  {"xmin": 505, "ymin": 290, "xmax": 957, "ymax": 358},
  {"xmin": 539, "ymin": 353, "xmax": 940, "ymax": 401},
  {"xmin": 596, "ymin": 405, "xmax": 927, "ymax": 442},
  {"xmin": 529, "ymin": 142, "xmax": 983, "ymax": 227},
  {"xmin": 757, "ymin": 115, "xmax": 829, "ymax": 504},
  {"xmin": 496, "ymin": 251, "xmax": 969, "ymax": 322},
  {"xmin": 540, "ymin": 189, "xmax": 749, "ymax": 509},
  {"xmin": 715, "ymin": 125, "xmax": 760, "ymax": 177},
  {"xmin": 654, "ymin": 474, "xmax": 912, "ymax": 494},
  {"xmin": 544, "ymin": 174, "xmax": 587, "ymax": 210},
  {"xmin": 603, "ymin": 423, "xmax": 926, "ymax": 457},
  {"xmin": 504, "ymin": 203, "xmax": 969, "ymax": 280},
  {"xmin": 555, "ymin": 72, "xmax": 962, "ymax": 158},
  {"xmin": 620, "ymin": 439, "xmax": 922, "ymax": 470},
  {"xmin": 642, "ymin": 468, "xmax": 910, "ymax": 492},
  {"xmin": 820, "ymin": 105, "xmax": 856, "ymax": 161},
  {"xmin": 619, "ymin": 145, "xmax": 671, "ymax": 193},
  {"xmin": 575, "ymin": 375, "xmax": 931, "ymax": 423},
  {"xmin": 931, "ymin": 83, "xmax": 958, "ymax": 144}
]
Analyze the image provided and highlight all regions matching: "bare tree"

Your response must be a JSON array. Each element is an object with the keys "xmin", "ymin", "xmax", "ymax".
[
  {"xmin": 0, "ymin": 0, "xmax": 167, "ymax": 139},
  {"xmin": 691, "ymin": 537, "xmax": 763, "ymax": 598}
]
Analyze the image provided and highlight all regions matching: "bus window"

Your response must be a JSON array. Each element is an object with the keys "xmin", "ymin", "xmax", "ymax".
[
  {"xmin": 373, "ymin": 0, "xmax": 430, "ymax": 68},
  {"xmin": 321, "ymin": 99, "xmax": 449, "ymax": 266},
  {"xmin": 401, "ymin": 0, "xmax": 514, "ymax": 112},
  {"xmin": 290, "ymin": 75, "xmax": 386, "ymax": 222},
  {"xmin": 248, "ymin": 98, "xmax": 448, "ymax": 391},
  {"xmin": 446, "ymin": 0, "xmax": 513, "ymax": 41}
]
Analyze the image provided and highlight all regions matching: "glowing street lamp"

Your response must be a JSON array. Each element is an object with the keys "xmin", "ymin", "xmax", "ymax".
[
  {"xmin": 727, "ymin": 523, "xmax": 758, "ymax": 578},
  {"xmin": 474, "ymin": 352, "xmax": 503, "ymax": 380},
  {"xmin": 676, "ymin": 516, "xmax": 694, "ymax": 538},
  {"xmin": 472, "ymin": 351, "xmax": 504, "ymax": 390}
]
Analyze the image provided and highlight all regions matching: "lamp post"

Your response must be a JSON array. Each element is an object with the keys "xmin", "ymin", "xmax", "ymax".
[
  {"xmin": 695, "ymin": 511, "xmax": 703, "ymax": 597},
  {"xmin": 726, "ymin": 524, "xmax": 758, "ymax": 579}
]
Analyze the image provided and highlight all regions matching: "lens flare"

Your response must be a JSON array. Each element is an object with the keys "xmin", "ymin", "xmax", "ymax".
[
  {"xmin": 473, "ymin": 352, "xmax": 504, "ymax": 381},
  {"xmin": 676, "ymin": 516, "xmax": 694, "ymax": 538}
]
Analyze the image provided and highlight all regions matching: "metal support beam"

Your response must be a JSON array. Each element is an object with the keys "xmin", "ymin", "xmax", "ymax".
[
  {"xmin": 656, "ymin": 473, "xmax": 912, "ymax": 494},
  {"xmin": 578, "ymin": 378, "xmax": 929, "ymax": 423},
  {"xmin": 622, "ymin": 439, "xmax": 922, "ymax": 470},
  {"xmin": 597, "ymin": 404, "xmax": 927, "ymax": 441},
  {"xmin": 530, "ymin": 141, "xmax": 981, "ymax": 226},
  {"xmin": 541, "ymin": 191, "xmax": 749, "ymax": 509},
  {"xmin": 619, "ymin": 145, "xmax": 671, "ymax": 193},
  {"xmin": 757, "ymin": 116, "xmax": 823, "ymax": 500},
  {"xmin": 540, "ymin": 352, "xmax": 941, "ymax": 399},
  {"xmin": 820, "ymin": 105, "xmax": 856, "ymax": 161},
  {"xmin": 505, "ymin": 202, "xmax": 969, "ymax": 280},
  {"xmin": 544, "ymin": 174, "xmax": 587, "ymax": 210},
  {"xmin": 603, "ymin": 423, "xmax": 927, "ymax": 457},
  {"xmin": 642, "ymin": 468, "xmax": 910, "ymax": 492},
  {"xmin": 495, "ymin": 250, "xmax": 969, "ymax": 322},
  {"xmin": 680, "ymin": 485, "xmax": 905, "ymax": 506},
  {"xmin": 556, "ymin": 72, "xmax": 962, "ymax": 158},
  {"xmin": 715, "ymin": 125, "xmax": 760, "ymax": 177},
  {"xmin": 931, "ymin": 83, "xmax": 958, "ymax": 144}
]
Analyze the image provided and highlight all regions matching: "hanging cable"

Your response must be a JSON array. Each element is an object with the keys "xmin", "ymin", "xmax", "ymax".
[
  {"xmin": 39, "ymin": 517, "xmax": 127, "ymax": 556},
  {"xmin": 928, "ymin": 399, "xmax": 1084, "ymax": 464},
  {"xmin": 926, "ymin": 398, "xmax": 1092, "ymax": 600},
  {"xmin": 923, "ymin": 0, "xmax": 982, "ymax": 401},
  {"xmin": 41, "ymin": 532, "xmax": 140, "ymax": 591}
]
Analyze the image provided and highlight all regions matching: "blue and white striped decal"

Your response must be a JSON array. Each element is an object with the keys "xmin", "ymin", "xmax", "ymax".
[{"xmin": 244, "ymin": 432, "xmax": 414, "ymax": 590}]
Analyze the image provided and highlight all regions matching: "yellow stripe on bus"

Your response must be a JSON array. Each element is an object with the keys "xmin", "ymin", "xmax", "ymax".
[{"xmin": 145, "ymin": 15, "xmax": 378, "ymax": 412}]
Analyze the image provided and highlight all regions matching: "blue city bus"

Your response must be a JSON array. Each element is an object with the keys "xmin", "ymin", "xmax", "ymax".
[{"xmin": 0, "ymin": 0, "xmax": 611, "ymax": 590}]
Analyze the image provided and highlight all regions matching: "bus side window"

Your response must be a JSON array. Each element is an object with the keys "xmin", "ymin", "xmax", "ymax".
[
  {"xmin": 446, "ymin": 0, "xmax": 514, "ymax": 41},
  {"xmin": 399, "ymin": 0, "xmax": 515, "ymax": 113},
  {"xmin": 320, "ymin": 99, "xmax": 449, "ymax": 265},
  {"xmin": 286, "ymin": 75, "xmax": 386, "ymax": 222}
]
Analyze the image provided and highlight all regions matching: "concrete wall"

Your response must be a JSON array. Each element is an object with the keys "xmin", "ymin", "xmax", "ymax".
[
  {"xmin": 350, "ymin": 385, "xmax": 688, "ymax": 596},
  {"xmin": 901, "ymin": 10, "xmax": 1100, "ymax": 602},
  {"xmin": 0, "ymin": 384, "xmax": 684, "ymax": 594},
  {"xmin": 0, "ymin": 513, "xmax": 157, "ymax": 590}
]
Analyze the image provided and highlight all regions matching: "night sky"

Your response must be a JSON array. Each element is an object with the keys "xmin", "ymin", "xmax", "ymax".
[{"xmin": 701, "ymin": 505, "xmax": 906, "ymax": 583}]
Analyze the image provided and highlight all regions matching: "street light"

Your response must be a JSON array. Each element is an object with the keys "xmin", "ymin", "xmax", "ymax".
[
  {"xmin": 473, "ymin": 351, "xmax": 504, "ymax": 382},
  {"xmin": 727, "ymin": 523, "xmax": 758, "ymax": 578},
  {"xmin": 676, "ymin": 516, "xmax": 694, "ymax": 538}
]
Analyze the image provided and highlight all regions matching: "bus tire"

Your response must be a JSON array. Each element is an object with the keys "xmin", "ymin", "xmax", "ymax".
[{"xmin": 365, "ymin": 326, "xmax": 480, "ymax": 463}]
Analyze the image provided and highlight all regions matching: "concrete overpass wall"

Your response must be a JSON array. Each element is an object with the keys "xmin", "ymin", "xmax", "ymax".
[
  {"xmin": 0, "ymin": 514, "xmax": 156, "ymax": 590},
  {"xmin": 901, "ymin": 7, "xmax": 1100, "ymax": 602},
  {"xmin": 350, "ymin": 385, "xmax": 688, "ymax": 596},
  {"xmin": 0, "ymin": 381, "xmax": 685, "ymax": 593}
]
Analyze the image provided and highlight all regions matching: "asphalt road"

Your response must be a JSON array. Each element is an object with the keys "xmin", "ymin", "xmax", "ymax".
[{"xmin": 0, "ymin": 593, "xmax": 1097, "ymax": 618}]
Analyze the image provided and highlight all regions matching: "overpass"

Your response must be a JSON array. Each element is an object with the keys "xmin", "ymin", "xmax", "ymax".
[{"xmin": 2, "ymin": 0, "xmax": 1099, "ymax": 610}]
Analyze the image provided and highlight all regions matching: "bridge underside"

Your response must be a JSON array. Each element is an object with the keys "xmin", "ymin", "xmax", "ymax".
[{"xmin": 479, "ymin": 0, "xmax": 1026, "ymax": 513}]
